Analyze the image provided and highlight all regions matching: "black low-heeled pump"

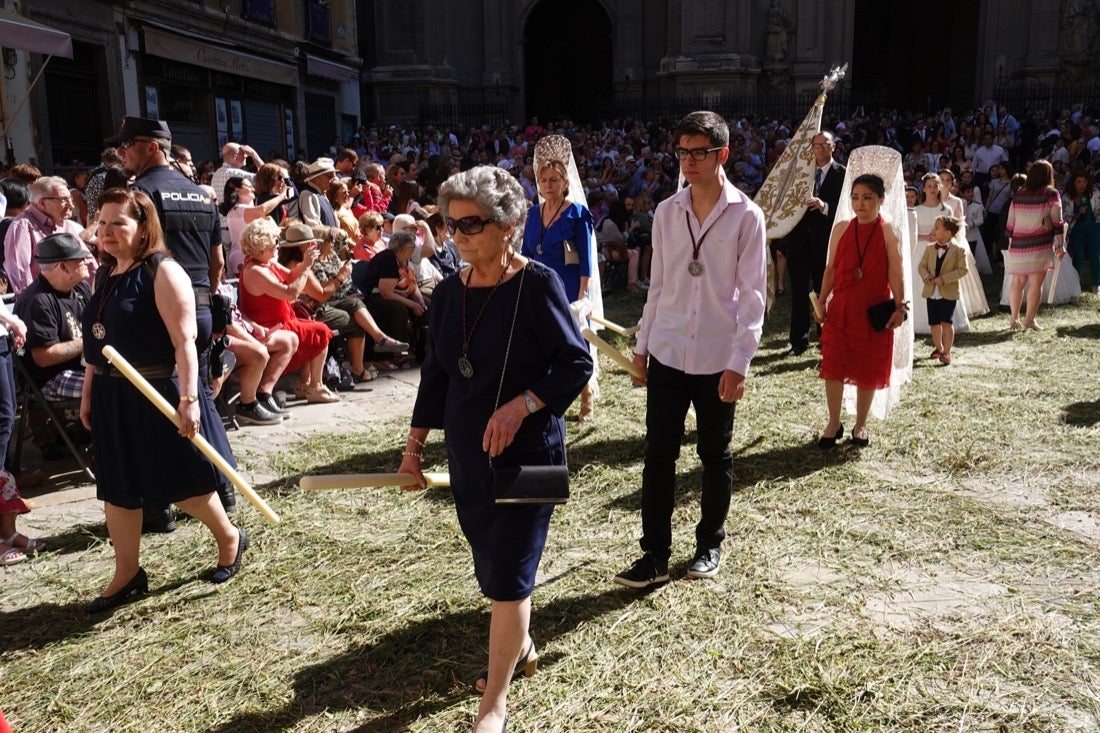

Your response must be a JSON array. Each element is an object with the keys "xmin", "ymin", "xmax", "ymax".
[
  {"xmin": 211, "ymin": 527, "xmax": 249, "ymax": 584},
  {"xmin": 817, "ymin": 423, "xmax": 844, "ymax": 449},
  {"xmin": 850, "ymin": 428, "xmax": 870, "ymax": 447},
  {"xmin": 474, "ymin": 642, "xmax": 538, "ymax": 694},
  {"xmin": 86, "ymin": 567, "xmax": 149, "ymax": 614}
]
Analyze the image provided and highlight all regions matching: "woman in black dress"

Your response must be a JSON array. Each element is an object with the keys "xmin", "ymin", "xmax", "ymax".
[
  {"xmin": 398, "ymin": 167, "xmax": 592, "ymax": 733},
  {"xmin": 80, "ymin": 188, "xmax": 246, "ymax": 613}
]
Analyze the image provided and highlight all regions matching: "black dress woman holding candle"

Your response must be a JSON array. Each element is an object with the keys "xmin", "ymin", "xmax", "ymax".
[{"xmin": 80, "ymin": 188, "xmax": 246, "ymax": 613}]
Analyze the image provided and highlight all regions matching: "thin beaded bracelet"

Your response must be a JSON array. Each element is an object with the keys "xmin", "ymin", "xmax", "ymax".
[
  {"xmin": 402, "ymin": 451, "xmax": 423, "ymax": 459},
  {"xmin": 406, "ymin": 434, "xmax": 426, "ymax": 448}
]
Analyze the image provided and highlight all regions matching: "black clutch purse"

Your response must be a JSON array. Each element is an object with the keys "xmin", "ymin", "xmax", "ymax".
[
  {"xmin": 487, "ymin": 265, "xmax": 570, "ymax": 506},
  {"xmin": 491, "ymin": 465, "xmax": 570, "ymax": 505},
  {"xmin": 867, "ymin": 299, "xmax": 905, "ymax": 332}
]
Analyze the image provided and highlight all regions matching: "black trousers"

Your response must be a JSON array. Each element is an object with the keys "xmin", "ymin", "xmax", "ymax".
[
  {"xmin": 786, "ymin": 236, "xmax": 826, "ymax": 349},
  {"xmin": 639, "ymin": 357, "xmax": 735, "ymax": 561}
]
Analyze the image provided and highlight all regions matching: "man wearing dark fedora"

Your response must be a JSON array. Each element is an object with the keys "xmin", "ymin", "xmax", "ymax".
[
  {"xmin": 14, "ymin": 233, "xmax": 91, "ymax": 402},
  {"xmin": 106, "ymin": 115, "xmax": 238, "ymax": 526}
]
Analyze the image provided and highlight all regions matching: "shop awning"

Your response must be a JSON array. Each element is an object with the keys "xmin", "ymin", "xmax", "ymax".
[
  {"xmin": 0, "ymin": 8, "xmax": 73, "ymax": 163},
  {"xmin": 0, "ymin": 8, "xmax": 73, "ymax": 58},
  {"xmin": 306, "ymin": 54, "xmax": 359, "ymax": 83}
]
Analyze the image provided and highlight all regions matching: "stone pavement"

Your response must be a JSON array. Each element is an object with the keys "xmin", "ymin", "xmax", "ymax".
[{"xmin": 18, "ymin": 369, "xmax": 421, "ymax": 539}]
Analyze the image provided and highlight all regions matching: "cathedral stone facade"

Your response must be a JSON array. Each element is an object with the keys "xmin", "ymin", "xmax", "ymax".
[{"xmin": 360, "ymin": 0, "xmax": 1100, "ymax": 124}]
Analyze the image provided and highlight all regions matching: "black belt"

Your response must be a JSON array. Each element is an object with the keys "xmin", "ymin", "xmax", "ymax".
[{"xmin": 93, "ymin": 363, "xmax": 177, "ymax": 379}]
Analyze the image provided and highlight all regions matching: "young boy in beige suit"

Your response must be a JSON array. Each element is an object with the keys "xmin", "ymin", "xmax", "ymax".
[{"xmin": 918, "ymin": 215, "xmax": 969, "ymax": 365}]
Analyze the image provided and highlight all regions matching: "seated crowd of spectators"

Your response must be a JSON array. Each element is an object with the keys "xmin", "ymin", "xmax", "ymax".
[{"xmin": 0, "ymin": 98, "xmax": 1096, "ymax": 440}]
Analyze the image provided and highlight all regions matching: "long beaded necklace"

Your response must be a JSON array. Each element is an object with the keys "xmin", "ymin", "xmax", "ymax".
[
  {"xmin": 457, "ymin": 254, "xmax": 513, "ymax": 378},
  {"xmin": 852, "ymin": 217, "xmax": 880, "ymax": 280},
  {"xmin": 90, "ymin": 261, "xmax": 138, "ymax": 340},
  {"xmin": 536, "ymin": 199, "xmax": 566, "ymax": 255}
]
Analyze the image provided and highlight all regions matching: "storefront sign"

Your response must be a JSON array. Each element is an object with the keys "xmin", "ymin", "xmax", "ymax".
[{"xmin": 144, "ymin": 27, "xmax": 297, "ymax": 87}]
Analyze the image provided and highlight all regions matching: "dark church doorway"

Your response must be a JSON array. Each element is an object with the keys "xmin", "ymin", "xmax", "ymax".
[
  {"xmin": 851, "ymin": 0, "xmax": 979, "ymax": 112},
  {"xmin": 523, "ymin": 0, "xmax": 612, "ymax": 124}
]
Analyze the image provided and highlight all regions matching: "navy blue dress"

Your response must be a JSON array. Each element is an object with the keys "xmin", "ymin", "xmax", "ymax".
[
  {"xmin": 83, "ymin": 259, "xmax": 237, "ymax": 510},
  {"xmin": 411, "ymin": 261, "xmax": 592, "ymax": 601},
  {"xmin": 520, "ymin": 202, "xmax": 594, "ymax": 302}
]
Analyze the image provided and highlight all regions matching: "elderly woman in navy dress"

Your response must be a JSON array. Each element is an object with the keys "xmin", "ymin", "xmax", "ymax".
[{"xmin": 399, "ymin": 166, "xmax": 592, "ymax": 733}]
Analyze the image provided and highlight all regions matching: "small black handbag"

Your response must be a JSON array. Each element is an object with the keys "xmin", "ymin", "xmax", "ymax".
[
  {"xmin": 867, "ymin": 299, "xmax": 905, "ymax": 332},
  {"xmin": 489, "ymin": 264, "xmax": 570, "ymax": 505},
  {"xmin": 491, "ymin": 465, "xmax": 570, "ymax": 504}
]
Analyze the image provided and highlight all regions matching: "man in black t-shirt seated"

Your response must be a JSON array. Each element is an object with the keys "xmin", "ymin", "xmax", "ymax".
[
  {"xmin": 350, "ymin": 231, "xmax": 427, "ymax": 362},
  {"xmin": 14, "ymin": 233, "xmax": 91, "ymax": 400}
]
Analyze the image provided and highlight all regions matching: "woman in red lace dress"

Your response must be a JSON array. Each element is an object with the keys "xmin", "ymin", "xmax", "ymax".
[
  {"xmin": 237, "ymin": 219, "xmax": 338, "ymax": 404},
  {"xmin": 815, "ymin": 173, "xmax": 906, "ymax": 448}
]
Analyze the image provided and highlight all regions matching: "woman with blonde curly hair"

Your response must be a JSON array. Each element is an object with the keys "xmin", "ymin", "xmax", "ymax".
[{"xmin": 237, "ymin": 218, "xmax": 338, "ymax": 403}]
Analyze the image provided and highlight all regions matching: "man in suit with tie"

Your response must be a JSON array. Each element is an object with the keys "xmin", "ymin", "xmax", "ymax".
[{"xmin": 783, "ymin": 131, "xmax": 845, "ymax": 355}]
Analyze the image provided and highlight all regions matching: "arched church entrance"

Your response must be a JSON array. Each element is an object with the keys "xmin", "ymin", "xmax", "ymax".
[
  {"xmin": 523, "ymin": 0, "xmax": 612, "ymax": 124},
  {"xmin": 851, "ymin": 0, "xmax": 979, "ymax": 111}
]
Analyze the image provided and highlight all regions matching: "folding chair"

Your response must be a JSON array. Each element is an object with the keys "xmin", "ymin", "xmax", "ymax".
[{"xmin": 9, "ymin": 354, "xmax": 95, "ymax": 482}]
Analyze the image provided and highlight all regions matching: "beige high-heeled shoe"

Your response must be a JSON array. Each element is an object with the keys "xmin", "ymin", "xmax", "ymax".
[
  {"xmin": 578, "ymin": 389, "xmax": 594, "ymax": 422},
  {"xmin": 474, "ymin": 641, "xmax": 538, "ymax": 694}
]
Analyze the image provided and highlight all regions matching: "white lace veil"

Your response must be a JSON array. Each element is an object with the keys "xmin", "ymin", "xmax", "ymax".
[
  {"xmin": 829, "ymin": 146, "xmax": 914, "ymax": 419},
  {"xmin": 533, "ymin": 135, "xmax": 604, "ymax": 398},
  {"xmin": 532, "ymin": 135, "xmax": 605, "ymax": 325}
]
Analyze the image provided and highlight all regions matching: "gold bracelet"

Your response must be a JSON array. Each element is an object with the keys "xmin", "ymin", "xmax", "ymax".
[{"xmin": 180, "ymin": 394, "xmax": 199, "ymax": 403}]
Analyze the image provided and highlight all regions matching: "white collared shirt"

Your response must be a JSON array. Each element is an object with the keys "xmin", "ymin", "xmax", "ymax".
[{"xmin": 635, "ymin": 178, "xmax": 767, "ymax": 377}]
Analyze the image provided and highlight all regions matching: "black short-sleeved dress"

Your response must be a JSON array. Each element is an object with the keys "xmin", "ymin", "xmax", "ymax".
[
  {"xmin": 83, "ymin": 259, "xmax": 237, "ymax": 509},
  {"xmin": 411, "ymin": 261, "xmax": 592, "ymax": 601}
]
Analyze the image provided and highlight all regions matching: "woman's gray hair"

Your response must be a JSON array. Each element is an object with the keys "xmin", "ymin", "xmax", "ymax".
[
  {"xmin": 388, "ymin": 230, "xmax": 417, "ymax": 252},
  {"xmin": 437, "ymin": 165, "xmax": 528, "ymax": 246}
]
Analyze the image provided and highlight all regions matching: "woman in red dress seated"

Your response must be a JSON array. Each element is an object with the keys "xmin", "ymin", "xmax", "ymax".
[
  {"xmin": 815, "ymin": 173, "xmax": 906, "ymax": 448},
  {"xmin": 237, "ymin": 219, "xmax": 339, "ymax": 404}
]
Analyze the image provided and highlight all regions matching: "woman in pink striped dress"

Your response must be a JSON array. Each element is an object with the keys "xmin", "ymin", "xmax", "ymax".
[{"xmin": 1004, "ymin": 160, "xmax": 1066, "ymax": 330}]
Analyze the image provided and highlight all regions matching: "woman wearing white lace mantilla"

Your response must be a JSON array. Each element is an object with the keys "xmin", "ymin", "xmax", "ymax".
[
  {"xmin": 521, "ymin": 135, "xmax": 604, "ymax": 422},
  {"xmin": 816, "ymin": 146, "xmax": 915, "ymax": 445}
]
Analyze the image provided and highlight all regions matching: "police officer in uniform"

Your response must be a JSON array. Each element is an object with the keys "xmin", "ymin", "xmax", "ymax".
[{"xmin": 106, "ymin": 116, "xmax": 238, "ymax": 530}]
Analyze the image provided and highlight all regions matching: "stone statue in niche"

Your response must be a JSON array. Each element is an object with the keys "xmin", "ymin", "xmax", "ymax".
[
  {"xmin": 1059, "ymin": 0, "xmax": 1098, "ymax": 85},
  {"xmin": 765, "ymin": 0, "xmax": 793, "ymax": 63}
]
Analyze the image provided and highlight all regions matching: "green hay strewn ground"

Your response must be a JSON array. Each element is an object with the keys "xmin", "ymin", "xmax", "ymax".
[{"xmin": 2, "ymin": 280, "xmax": 1099, "ymax": 732}]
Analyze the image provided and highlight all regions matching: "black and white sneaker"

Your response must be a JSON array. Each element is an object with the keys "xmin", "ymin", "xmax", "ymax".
[
  {"xmin": 686, "ymin": 548, "xmax": 721, "ymax": 579},
  {"xmin": 612, "ymin": 553, "xmax": 670, "ymax": 589},
  {"xmin": 258, "ymin": 393, "xmax": 291, "ymax": 420},
  {"xmin": 235, "ymin": 401, "xmax": 281, "ymax": 426}
]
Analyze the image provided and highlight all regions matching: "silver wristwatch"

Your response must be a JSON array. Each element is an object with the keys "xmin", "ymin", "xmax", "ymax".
[{"xmin": 522, "ymin": 392, "xmax": 538, "ymax": 414}]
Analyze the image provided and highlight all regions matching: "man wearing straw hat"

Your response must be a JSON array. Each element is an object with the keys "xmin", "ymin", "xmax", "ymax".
[{"xmin": 298, "ymin": 157, "xmax": 340, "ymax": 229}]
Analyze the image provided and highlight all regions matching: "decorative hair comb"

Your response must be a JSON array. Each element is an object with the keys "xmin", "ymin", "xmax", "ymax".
[{"xmin": 534, "ymin": 135, "xmax": 574, "ymax": 167}]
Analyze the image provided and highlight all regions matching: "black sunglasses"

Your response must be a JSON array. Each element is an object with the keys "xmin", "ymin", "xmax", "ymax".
[{"xmin": 446, "ymin": 215, "xmax": 496, "ymax": 235}]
